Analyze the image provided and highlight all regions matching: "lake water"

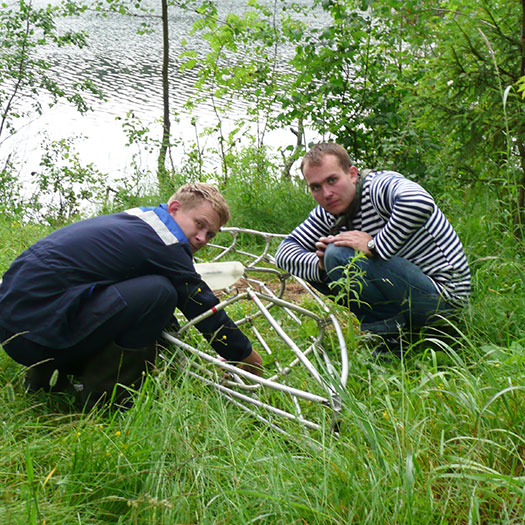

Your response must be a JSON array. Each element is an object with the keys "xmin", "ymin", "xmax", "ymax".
[{"xmin": 3, "ymin": 0, "xmax": 325, "ymax": 186}]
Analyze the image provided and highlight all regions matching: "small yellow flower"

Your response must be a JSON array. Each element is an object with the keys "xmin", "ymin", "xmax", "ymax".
[
  {"xmin": 222, "ymin": 335, "xmax": 227, "ymax": 340},
  {"xmin": 115, "ymin": 431, "xmax": 121, "ymax": 437},
  {"xmin": 382, "ymin": 411, "xmax": 390, "ymax": 421},
  {"xmin": 77, "ymin": 432, "xmax": 81, "ymax": 437},
  {"xmin": 197, "ymin": 288, "xmax": 201, "ymax": 292}
]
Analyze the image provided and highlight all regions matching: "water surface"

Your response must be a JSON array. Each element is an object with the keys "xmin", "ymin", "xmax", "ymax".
[{"xmin": 3, "ymin": 0, "xmax": 325, "ymax": 183}]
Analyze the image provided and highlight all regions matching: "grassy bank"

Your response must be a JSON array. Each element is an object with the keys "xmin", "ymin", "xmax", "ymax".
[{"xmin": 0, "ymin": 180, "xmax": 524, "ymax": 524}]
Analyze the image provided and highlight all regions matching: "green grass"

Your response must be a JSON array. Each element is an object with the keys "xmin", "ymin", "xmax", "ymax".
[{"xmin": 0, "ymin": 182, "xmax": 524, "ymax": 524}]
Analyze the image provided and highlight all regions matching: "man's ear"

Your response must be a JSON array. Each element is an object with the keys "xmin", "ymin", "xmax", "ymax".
[
  {"xmin": 168, "ymin": 200, "xmax": 181, "ymax": 216},
  {"xmin": 349, "ymin": 166, "xmax": 360, "ymax": 180}
]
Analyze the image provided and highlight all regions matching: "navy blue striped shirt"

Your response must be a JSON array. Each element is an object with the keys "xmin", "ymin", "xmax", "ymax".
[{"xmin": 275, "ymin": 171, "xmax": 471, "ymax": 306}]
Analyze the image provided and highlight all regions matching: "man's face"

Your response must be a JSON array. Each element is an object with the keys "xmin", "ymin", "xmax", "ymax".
[
  {"xmin": 168, "ymin": 200, "xmax": 221, "ymax": 253},
  {"xmin": 303, "ymin": 154, "xmax": 359, "ymax": 215}
]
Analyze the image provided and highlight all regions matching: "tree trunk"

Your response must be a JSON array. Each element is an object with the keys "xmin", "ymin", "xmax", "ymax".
[
  {"xmin": 157, "ymin": 0, "xmax": 171, "ymax": 187},
  {"xmin": 516, "ymin": 141, "xmax": 525, "ymax": 237},
  {"xmin": 281, "ymin": 120, "xmax": 304, "ymax": 179},
  {"xmin": 515, "ymin": 0, "xmax": 525, "ymax": 237}
]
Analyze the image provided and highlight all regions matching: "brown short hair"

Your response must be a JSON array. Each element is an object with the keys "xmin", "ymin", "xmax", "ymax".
[
  {"xmin": 300, "ymin": 143, "xmax": 352, "ymax": 174},
  {"xmin": 168, "ymin": 183, "xmax": 231, "ymax": 226}
]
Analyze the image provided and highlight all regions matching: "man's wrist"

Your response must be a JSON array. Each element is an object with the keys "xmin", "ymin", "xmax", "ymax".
[{"xmin": 367, "ymin": 237, "xmax": 378, "ymax": 256}]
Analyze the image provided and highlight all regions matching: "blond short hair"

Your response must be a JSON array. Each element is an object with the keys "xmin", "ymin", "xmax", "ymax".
[{"xmin": 168, "ymin": 183, "xmax": 231, "ymax": 226}]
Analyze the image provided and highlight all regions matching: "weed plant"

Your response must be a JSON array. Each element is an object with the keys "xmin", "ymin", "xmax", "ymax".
[
  {"xmin": 222, "ymin": 168, "xmax": 314, "ymax": 234},
  {"xmin": 0, "ymin": 177, "xmax": 523, "ymax": 523}
]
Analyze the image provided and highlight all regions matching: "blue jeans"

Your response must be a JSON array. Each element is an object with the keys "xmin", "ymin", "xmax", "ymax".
[{"xmin": 321, "ymin": 244, "xmax": 456, "ymax": 335}]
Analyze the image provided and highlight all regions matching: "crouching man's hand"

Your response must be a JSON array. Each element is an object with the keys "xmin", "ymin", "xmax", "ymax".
[{"xmin": 239, "ymin": 349, "xmax": 264, "ymax": 377}]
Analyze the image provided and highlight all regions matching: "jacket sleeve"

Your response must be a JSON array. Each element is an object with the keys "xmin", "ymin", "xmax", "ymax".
[
  {"xmin": 174, "ymin": 276, "xmax": 253, "ymax": 362},
  {"xmin": 144, "ymin": 242, "xmax": 253, "ymax": 362}
]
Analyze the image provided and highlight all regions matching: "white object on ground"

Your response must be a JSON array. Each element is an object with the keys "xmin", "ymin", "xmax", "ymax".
[{"xmin": 194, "ymin": 261, "xmax": 245, "ymax": 291}]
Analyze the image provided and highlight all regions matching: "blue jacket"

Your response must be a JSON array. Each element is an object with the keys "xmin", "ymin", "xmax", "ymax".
[{"xmin": 0, "ymin": 204, "xmax": 252, "ymax": 361}]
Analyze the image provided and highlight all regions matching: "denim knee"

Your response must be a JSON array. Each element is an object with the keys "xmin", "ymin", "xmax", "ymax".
[{"xmin": 324, "ymin": 244, "xmax": 356, "ymax": 274}]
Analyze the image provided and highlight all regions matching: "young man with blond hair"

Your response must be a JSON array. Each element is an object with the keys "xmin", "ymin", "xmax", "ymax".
[{"xmin": 0, "ymin": 183, "xmax": 262, "ymax": 406}]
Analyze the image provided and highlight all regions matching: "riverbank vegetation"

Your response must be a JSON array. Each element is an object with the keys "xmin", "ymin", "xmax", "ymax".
[
  {"xmin": 1, "ymin": 0, "xmax": 524, "ymax": 523},
  {"xmin": 0, "ymin": 173, "xmax": 523, "ymax": 523}
]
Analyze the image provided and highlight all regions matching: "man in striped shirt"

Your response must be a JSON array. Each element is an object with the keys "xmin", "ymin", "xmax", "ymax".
[
  {"xmin": 275, "ymin": 143, "xmax": 470, "ymax": 353},
  {"xmin": 0, "ymin": 183, "xmax": 262, "ymax": 407}
]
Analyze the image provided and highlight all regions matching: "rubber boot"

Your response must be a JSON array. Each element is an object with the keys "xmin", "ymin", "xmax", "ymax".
[
  {"xmin": 80, "ymin": 342, "xmax": 156, "ymax": 410},
  {"xmin": 25, "ymin": 360, "xmax": 71, "ymax": 393}
]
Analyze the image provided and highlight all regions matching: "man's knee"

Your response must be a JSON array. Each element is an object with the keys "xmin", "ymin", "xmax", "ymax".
[
  {"xmin": 146, "ymin": 275, "xmax": 179, "ymax": 312},
  {"xmin": 115, "ymin": 275, "xmax": 178, "ymax": 315},
  {"xmin": 324, "ymin": 243, "xmax": 360, "ymax": 275},
  {"xmin": 323, "ymin": 243, "xmax": 340, "ymax": 272},
  {"xmin": 110, "ymin": 275, "xmax": 179, "ymax": 348}
]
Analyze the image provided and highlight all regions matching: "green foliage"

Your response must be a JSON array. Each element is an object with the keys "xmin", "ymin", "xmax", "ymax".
[
  {"xmin": 101, "ymin": 168, "xmax": 161, "ymax": 213},
  {"xmin": 518, "ymin": 75, "xmax": 525, "ymax": 99},
  {"xmin": 0, "ymin": 0, "xmax": 102, "ymax": 141},
  {"xmin": 179, "ymin": 0, "xmax": 524, "ymax": 235},
  {"xmin": 326, "ymin": 250, "xmax": 368, "ymax": 308},
  {"xmin": 29, "ymin": 135, "xmax": 109, "ymax": 226},
  {"xmin": 1, "ymin": 1, "xmax": 524, "ymax": 519},
  {"xmin": 180, "ymin": 0, "xmax": 306, "ymax": 166},
  {"xmin": 0, "ymin": 156, "xmax": 24, "ymax": 219},
  {"xmin": 398, "ymin": 0, "xmax": 525, "ymax": 231},
  {"xmin": 221, "ymin": 146, "xmax": 314, "ymax": 233},
  {"xmin": 451, "ymin": 184, "xmax": 525, "ymax": 344},
  {"xmin": 1, "ymin": 280, "xmax": 524, "ymax": 523},
  {"xmin": 283, "ymin": 1, "xmax": 413, "ymax": 166},
  {"xmin": 0, "ymin": 217, "xmax": 53, "ymax": 273},
  {"xmin": 0, "ymin": 172, "xmax": 523, "ymax": 523}
]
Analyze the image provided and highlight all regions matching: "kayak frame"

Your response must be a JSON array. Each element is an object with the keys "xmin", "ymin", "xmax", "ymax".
[{"xmin": 161, "ymin": 227, "xmax": 349, "ymax": 437}]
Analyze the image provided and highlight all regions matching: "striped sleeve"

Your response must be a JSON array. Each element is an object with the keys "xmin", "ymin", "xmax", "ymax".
[
  {"xmin": 275, "ymin": 206, "xmax": 335, "ymax": 282},
  {"xmin": 371, "ymin": 176, "xmax": 435, "ymax": 259},
  {"xmin": 363, "ymin": 172, "xmax": 470, "ymax": 305}
]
